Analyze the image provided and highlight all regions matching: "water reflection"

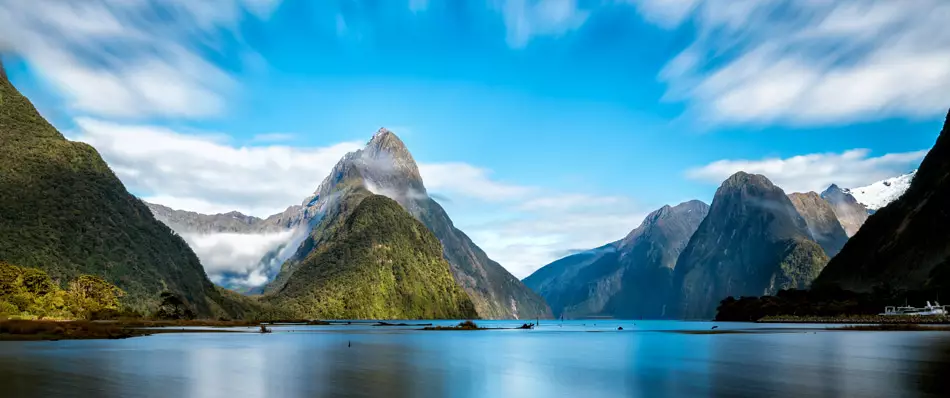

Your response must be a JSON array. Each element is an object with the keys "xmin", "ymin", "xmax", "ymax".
[{"xmin": 2, "ymin": 322, "xmax": 950, "ymax": 398}]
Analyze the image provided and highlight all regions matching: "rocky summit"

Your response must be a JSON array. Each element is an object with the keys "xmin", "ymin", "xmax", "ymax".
[
  {"xmin": 820, "ymin": 184, "xmax": 870, "ymax": 237},
  {"xmin": 787, "ymin": 192, "xmax": 849, "ymax": 257},
  {"xmin": 672, "ymin": 172, "xmax": 829, "ymax": 319},
  {"xmin": 524, "ymin": 200, "xmax": 709, "ymax": 319},
  {"xmin": 265, "ymin": 129, "xmax": 552, "ymax": 320}
]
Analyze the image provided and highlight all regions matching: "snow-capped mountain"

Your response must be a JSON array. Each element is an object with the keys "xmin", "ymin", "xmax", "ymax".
[{"xmin": 844, "ymin": 171, "xmax": 917, "ymax": 211}]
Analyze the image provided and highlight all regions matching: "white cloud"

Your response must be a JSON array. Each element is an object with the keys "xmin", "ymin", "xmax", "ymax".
[
  {"xmin": 624, "ymin": 0, "xmax": 699, "ymax": 28},
  {"xmin": 465, "ymin": 206, "xmax": 647, "ymax": 279},
  {"xmin": 183, "ymin": 230, "xmax": 295, "ymax": 277},
  {"xmin": 686, "ymin": 148, "xmax": 928, "ymax": 193},
  {"xmin": 68, "ymin": 115, "xmax": 643, "ymax": 284},
  {"xmin": 420, "ymin": 162, "xmax": 536, "ymax": 201},
  {"xmin": 71, "ymin": 118, "xmax": 362, "ymax": 216},
  {"xmin": 0, "ymin": 0, "xmax": 279, "ymax": 119},
  {"xmin": 498, "ymin": 0, "xmax": 591, "ymax": 48},
  {"xmin": 647, "ymin": 0, "xmax": 950, "ymax": 125}
]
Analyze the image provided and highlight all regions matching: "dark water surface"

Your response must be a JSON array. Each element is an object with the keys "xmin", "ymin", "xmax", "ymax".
[{"xmin": 2, "ymin": 320, "xmax": 950, "ymax": 398}]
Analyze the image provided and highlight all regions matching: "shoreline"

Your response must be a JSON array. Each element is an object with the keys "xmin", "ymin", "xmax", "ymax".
[{"xmin": 756, "ymin": 315, "xmax": 950, "ymax": 324}]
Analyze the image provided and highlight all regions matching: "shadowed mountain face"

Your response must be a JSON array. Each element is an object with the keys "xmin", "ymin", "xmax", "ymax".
[
  {"xmin": 265, "ymin": 129, "xmax": 552, "ymax": 320},
  {"xmin": 821, "ymin": 185, "xmax": 870, "ymax": 237},
  {"xmin": 524, "ymin": 201, "xmax": 709, "ymax": 319},
  {"xmin": 267, "ymin": 194, "xmax": 478, "ymax": 320},
  {"xmin": 0, "ymin": 62, "xmax": 243, "ymax": 317},
  {"xmin": 787, "ymin": 192, "xmax": 849, "ymax": 257},
  {"xmin": 815, "ymin": 111, "xmax": 950, "ymax": 293},
  {"xmin": 672, "ymin": 172, "xmax": 829, "ymax": 319}
]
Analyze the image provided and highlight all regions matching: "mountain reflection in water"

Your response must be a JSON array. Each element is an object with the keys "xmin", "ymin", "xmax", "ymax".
[{"xmin": 1, "ymin": 321, "xmax": 949, "ymax": 398}]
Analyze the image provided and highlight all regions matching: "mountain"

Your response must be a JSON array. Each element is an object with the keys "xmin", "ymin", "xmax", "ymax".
[
  {"xmin": 0, "ymin": 61, "xmax": 244, "ymax": 317},
  {"xmin": 524, "ymin": 201, "xmax": 708, "ymax": 319},
  {"xmin": 267, "ymin": 194, "xmax": 478, "ymax": 319},
  {"xmin": 787, "ymin": 192, "xmax": 849, "ymax": 257},
  {"xmin": 145, "ymin": 202, "xmax": 313, "ymax": 234},
  {"xmin": 820, "ymin": 185, "xmax": 870, "ymax": 237},
  {"xmin": 844, "ymin": 171, "xmax": 916, "ymax": 211},
  {"xmin": 815, "ymin": 112, "xmax": 950, "ymax": 294},
  {"xmin": 264, "ymin": 129, "xmax": 552, "ymax": 319},
  {"xmin": 672, "ymin": 172, "xmax": 829, "ymax": 319}
]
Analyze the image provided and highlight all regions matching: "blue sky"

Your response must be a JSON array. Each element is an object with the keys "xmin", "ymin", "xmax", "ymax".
[{"xmin": 1, "ymin": 0, "xmax": 947, "ymax": 280}]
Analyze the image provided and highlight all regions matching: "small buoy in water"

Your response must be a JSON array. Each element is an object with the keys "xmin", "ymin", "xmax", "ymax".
[
  {"xmin": 348, "ymin": 341, "xmax": 351, "ymax": 348},
  {"xmin": 618, "ymin": 327, "xmax": 623, "ymax": 331}
]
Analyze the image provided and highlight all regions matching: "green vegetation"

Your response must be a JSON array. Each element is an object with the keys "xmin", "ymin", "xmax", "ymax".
[
  {"xmin": 0, "ymin": 262, "xmax": 125, "ymax": 320},
  {"xmin": 774, "ymin": 239, "xmax": 829, "ymax": 290},
  {"xmin": 269, "ymin": 194, "xmax": 478, "ymax": 320},
  {"xmin": 423, "ymin": 320, "xmax": 482, "ymax": 330},
  {"xmin": 0, "ymin": 61, "xmax": 254, "ymax": 318}
]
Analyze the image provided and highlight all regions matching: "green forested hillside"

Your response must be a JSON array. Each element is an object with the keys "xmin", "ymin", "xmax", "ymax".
[
  {"xmin": 269, "ymin": 194, "xmax": 478, "ymax": 319},
  {"xmin": 0, "ymin": 62, "xmax": 244, "ymax": 318}
]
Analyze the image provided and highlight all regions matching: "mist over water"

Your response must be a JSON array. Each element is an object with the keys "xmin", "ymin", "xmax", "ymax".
[{"xmin": 2, "ymin": 321, "xmax": 949, "ymax": 398}]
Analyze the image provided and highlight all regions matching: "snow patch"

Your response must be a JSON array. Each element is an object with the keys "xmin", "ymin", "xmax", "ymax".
[{"xmin": 844, "ymin": 170, "xmax": 916, "ymax": 210}]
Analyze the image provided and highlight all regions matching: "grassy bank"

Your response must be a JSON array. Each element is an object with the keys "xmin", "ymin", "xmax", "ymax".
[{"xmin": 0, "ymin": 319, "xmax": 273, "ymax": 341}]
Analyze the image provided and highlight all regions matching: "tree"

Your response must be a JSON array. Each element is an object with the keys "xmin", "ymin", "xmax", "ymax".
[
  {"xmin": 155, "ymin": 292, "xmax": 196, "ymax": 320},
  {"xmin": 67, "ymin": 275, "xmax": 125, "ymax": 317},
  {"xmin": 19, "ymin": 268, "xmax": 55, "ymax": 296}
]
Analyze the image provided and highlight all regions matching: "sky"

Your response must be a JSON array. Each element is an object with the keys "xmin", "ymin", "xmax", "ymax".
[{"xmin": 1, "ymin": 0, "xmax": 947, "ymax": 281}]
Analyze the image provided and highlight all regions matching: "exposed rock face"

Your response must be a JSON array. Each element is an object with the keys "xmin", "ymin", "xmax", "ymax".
[
  {"xmin": 265, "ymin": 129, "xmax": 552, "ymax": 319},
  {"xmin": 787, "ymin": 192, "xmax": 849, "ymax": 257},
  {"xmin": 0, "ymin": 60, "xmax": 243, "ymax": 317},
  {"xmin": 672, "ymin": 172, "xmax": 829, "ymax": 319},
  {"xmin": 820, "ymin": 185, "xmax": 870, "ymax": 237},
  {"xmin": 815, "ymin": 111, "xmax": 950, "ymax": 294},
  {"xmin": 268, "ymin": 195, "xmax": 478, "ymax": 320},
  {"xmin": 524, "ymin": 200, "xmax": 709, "ymax": 319}
]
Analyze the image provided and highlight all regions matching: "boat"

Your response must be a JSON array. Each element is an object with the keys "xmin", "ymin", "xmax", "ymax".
[{"xmin": 880, "ymin": 301, "xmax": 948, "ymax": 316}]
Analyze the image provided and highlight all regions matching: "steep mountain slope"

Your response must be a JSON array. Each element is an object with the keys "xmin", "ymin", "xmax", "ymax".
[
  {"xmin": 815, "ymin": 113, "xmax": 950, "ymax": 293},
  {"xmin": 265, "ymin": 129, "xmax": 551, "ymax": 319},
  {"xmin": 845, "ymin": 171, "xmax": 916, "ymax": 211},
  {"xmin": 787, "ymin": 192, "xmax": 849, "ymax": 257},
  {"xmin": 268, "ymin": 194, "xmax": 477, "ymax": 319},
  {"xmin": 146, "ymin": 202, "xmax": 312, "ymax": 234},
  {"xmin": 524, "ymin": 201, "xmax": 708, "ymax": 319},
  {"xmin": 672, "ymin": 172, "xmax": 829, "ymax": 319},
  {"xmin": 820, "ymin": 185, "xmax": 870, "ymax": 237},
  {"xmin": 0, "ymin": 61, "xmax": 242, "ymax": 317}
]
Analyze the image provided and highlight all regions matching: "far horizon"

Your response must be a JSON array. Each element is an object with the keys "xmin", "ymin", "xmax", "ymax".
[{"xmin": 1, "ymin": 0, "xmax": 942, "ymax": 281}]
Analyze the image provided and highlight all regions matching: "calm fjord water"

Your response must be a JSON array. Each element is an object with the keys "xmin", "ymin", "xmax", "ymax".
[{"xmin": 2, "ymin": 320, "xmax": 949, "ymax": 398}]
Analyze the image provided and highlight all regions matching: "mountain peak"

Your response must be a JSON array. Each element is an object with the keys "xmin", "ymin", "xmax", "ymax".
[{"xmin": 721, "ymin": 171, "xmax": 774, "ymax": 189}]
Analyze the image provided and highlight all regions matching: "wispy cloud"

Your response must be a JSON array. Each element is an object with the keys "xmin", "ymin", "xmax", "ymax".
[
  {"xmin": 643, "ymin": 0, "xmax": 950, "ymax": 125},
  {"xmin": 420, "ymin": 162, "xmax": 536, "ymax": 202},
  {"xmin": 686, "ymin": 148, "xmax": 928, "ymax": 193},
  {"xmin": 0, "ymin": 0, "xmax": 279, "ymax": 119},
  {"xmin": 498, "ymin": 0, "xmax": 591, "ymax": 48},
  {"xmin": 71, "ymin": 118, "xmax": 362, "ymax": 216}
]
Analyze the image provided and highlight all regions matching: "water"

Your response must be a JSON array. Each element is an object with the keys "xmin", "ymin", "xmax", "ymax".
[{"xmin": 2, "ymin": 320, "xmax": 949, "ymax": 398}]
